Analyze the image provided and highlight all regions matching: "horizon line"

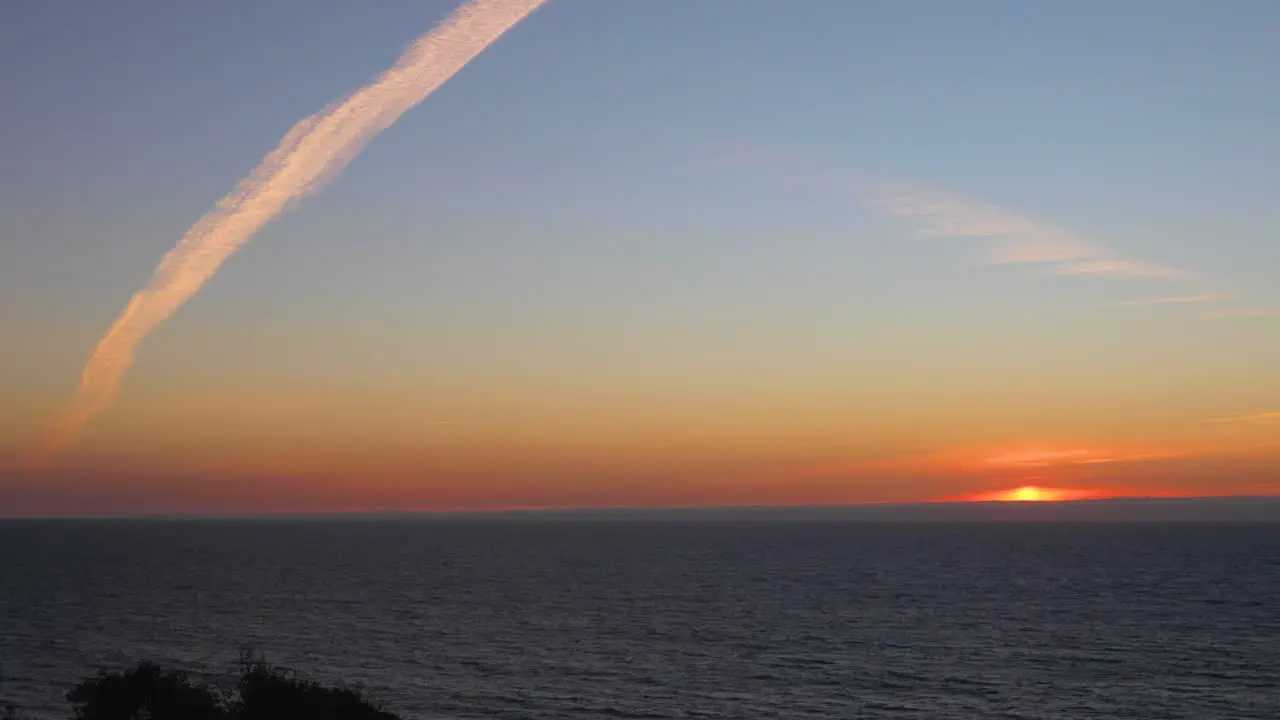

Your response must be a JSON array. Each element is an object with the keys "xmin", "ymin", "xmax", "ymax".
[{"xmin": 4, "ymin": 494, "xmax": 1280, "ymax": 522}]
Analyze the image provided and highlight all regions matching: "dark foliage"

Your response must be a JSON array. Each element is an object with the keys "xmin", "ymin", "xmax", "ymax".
[
  {"xmin": 233, "ymin": 661, "xmax": 397, "ymax": 720},
  {"xmin": 11, "ymin": 658, "xmax": 402, "ymax": 720},
  {"xmin": 67, "ymin": 662, "xmax": 225, "ymax": 720}
]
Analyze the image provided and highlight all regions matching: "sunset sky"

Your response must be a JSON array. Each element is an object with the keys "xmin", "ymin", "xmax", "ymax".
[{"xmin": 2, "ymin": 1, "xmax": 1279, "ymax": 516}]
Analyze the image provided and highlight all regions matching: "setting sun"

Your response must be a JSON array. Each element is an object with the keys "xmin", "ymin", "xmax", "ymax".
[
  {"xmin": 968, "ymin": 486, "xmax": 1103, "ymax": 502},
  {"xmin": 1010, "ymin": 486, "xmax": 1051, "ymax": 501}
]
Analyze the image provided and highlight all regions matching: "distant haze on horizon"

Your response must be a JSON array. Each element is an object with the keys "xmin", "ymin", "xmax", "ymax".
[
  {"xmin": 2, "ymin": 1, "xmax": 1279, "ymax": 516},
  {"xmin": 4, "ymin": 496, "xmax": 1280, "ymax": 524}
]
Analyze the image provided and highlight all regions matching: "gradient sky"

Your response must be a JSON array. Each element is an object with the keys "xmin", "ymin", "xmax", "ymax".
[{"xmin": 2, "ymin": 0, "xmax": 1279, "ymax": 515}]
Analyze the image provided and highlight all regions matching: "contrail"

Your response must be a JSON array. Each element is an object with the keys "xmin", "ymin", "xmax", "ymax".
[{"xmin": 25, "ymin": 0, "xmax": 548, "ymax": 467}]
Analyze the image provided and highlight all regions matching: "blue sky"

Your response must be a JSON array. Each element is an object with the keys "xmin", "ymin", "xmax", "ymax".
[
  {"xmin": 5, "ymin": 1, "xmax": 1278, "ymax": 299},
  {"xmin": 1, "ymin": 1, "xmax": 1278, "ymax": 511}
]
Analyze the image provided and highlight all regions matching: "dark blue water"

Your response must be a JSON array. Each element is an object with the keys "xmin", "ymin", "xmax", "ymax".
[{"xmin": 1, "ymin": 520, "xmax": 1278, "ymax": 719}]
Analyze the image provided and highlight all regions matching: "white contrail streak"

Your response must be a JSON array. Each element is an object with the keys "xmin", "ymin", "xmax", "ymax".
[{"xmin": 26, "ymin": 0, "xmax": 548, "ymax": 467}]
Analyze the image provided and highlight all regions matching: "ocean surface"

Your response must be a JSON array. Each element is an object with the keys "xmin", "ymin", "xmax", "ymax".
[{"xmin": 1, "ymin": 519, "xmax": 1278, "ymax": 719}]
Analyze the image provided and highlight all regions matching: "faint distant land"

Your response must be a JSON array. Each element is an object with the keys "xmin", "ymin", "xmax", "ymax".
[{"xmin": 315, "ymin": 495, "xmax": 1280, "ymax": 523}]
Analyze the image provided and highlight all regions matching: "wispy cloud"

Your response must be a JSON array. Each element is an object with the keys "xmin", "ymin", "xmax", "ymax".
[
  {"xmin": 864, "ymin": 182, "xmax": 1189, "ymax": 280},
  {"xmin": 836, "ymin": 442, "xmax": 1181, "ymax": 476},
  {"xmin": 706, "ymin": 145, "xmax": 1272, "ymax": 317},
  {"xmin": 1203, "ymin": 307, "xmax": 1280, "ymax": 319},
  {"xmin": 25, "ymin": 0, "xmax": 548, "ymax": 467},
  {"xmin": 1118, "ymin": 294, "xmax": 1235, "ymax": 307},
  {"xmin": 982, "ymin": 447, "xmax": 1132, "ymax": 468},
  {"xmin": 867, "ymin": 184, "xmax": 1099, "ymax": 264},
  {"xmin": 1053, "ymin": 260, "xmax": 1189, "ymax": 279},
  {"xmin": 1211, "ymin": 411, "xmax": 1280, "ymax": 424}
]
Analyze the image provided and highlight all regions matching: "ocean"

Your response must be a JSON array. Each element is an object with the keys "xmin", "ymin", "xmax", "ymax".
[{"xmin": 1, "ymin": 519, "xmax": 1277, "ymax": 719}]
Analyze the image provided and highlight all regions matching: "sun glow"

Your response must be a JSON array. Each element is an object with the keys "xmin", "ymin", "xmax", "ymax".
[
  {"xmin": 1008, "ymin": 486, "xmax": 1052, "ymax": 501},
  {"xmin": 970, "ymin": 485, "xmax": 1099, "ymax": 502}
]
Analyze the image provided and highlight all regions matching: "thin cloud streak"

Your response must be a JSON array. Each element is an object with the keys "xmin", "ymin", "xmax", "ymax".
[
  {"xmin": 1203, "ymin": 307, "xmax": 1280, "ymax": 319},
  {"xmin": 860, "ymin": 181, "xmax": 1280, "ymax": 316},
  {"xmin": 865, "ymin": 182, "xmax": 1189, "ymax": 280},
  {"xmin": 1211, "ymin": 411, "xmax": 1280, "ymax": 424},
  {"xmin": 705, "ymin": 146, "xmax": 1204, "ymax": 286},
  {"xmin": 1118, "ymin": 294, "xmax": 1234, "ymax": 307},
  {"xmin": 25, "ymin": 0, "xmax": 549, "ymax": 467},
  {"xmin": 1053, "ymin": 260, "xmax": 1188, "ymax": 279},
  {"xmin": 707, "ymin": 145, "xmax": 1270, "ymax": 315}
]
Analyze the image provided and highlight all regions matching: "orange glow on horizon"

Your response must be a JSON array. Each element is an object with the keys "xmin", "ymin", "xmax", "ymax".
[
  {"xmin": 965, "ymin": 485, "xmax": 1107, "ymax": 502},
  {"xmin": 4, "ymin": 420, "xmax": 1279, "ymax": 515}
]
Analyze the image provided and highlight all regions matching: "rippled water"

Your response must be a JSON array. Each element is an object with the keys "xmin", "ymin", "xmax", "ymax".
[{"xmin": 1, "ymin": 520, "xmax": 1278, "ymax": 719}]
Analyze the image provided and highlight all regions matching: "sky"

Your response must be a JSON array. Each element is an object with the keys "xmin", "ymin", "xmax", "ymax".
[{"xmin": 1, "ymin": 0, "xmax": 1278, "ymax": 516}]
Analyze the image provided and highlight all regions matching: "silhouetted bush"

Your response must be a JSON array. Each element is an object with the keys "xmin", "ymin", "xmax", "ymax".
[
  {"xmin": 68, "ymin": 662, "xmax": 226, "ymax": 720},
  {"xmin": 5, "ymin": 658, "xmax": 400, "ymax": 720},
  {"xmin": 233, "ymin": 661, "xmax": 397, "ymax": 720}
]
